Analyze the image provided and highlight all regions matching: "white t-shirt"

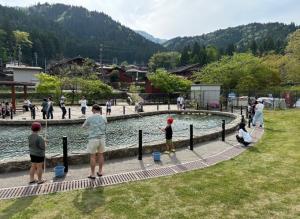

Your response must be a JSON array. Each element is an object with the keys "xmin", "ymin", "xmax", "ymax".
[
  {"xmin": 79, "ymin": 99, "xmax": 87, "ymax": 108},
  {"xmin": 238, "ymin": 129, "xmax": 252, "ymax": 143},
  {"xmin": 106, "ymin": 101, "xmax": 111, "ymax": 109},
  {"xmin": 256, "ymin": 103, "xmax": 264, "ymax": 112}
]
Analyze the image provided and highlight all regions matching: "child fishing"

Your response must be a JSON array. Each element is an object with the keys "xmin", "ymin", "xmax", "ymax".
[
  {"xmin": 160, "ymin": 117, "xmax": 175, "ymax": 154},
  {"xmin": 28, "ymin": 122, "xmax": 47, "ymax": 184}
]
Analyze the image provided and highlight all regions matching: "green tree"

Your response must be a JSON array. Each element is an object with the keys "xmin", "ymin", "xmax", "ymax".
[
  {"xmin": 13, "ymin": 30, "xmax": 32, "ymax": 63},
  {"xmin": 180, "ymin": 46, "xmax": 190, "ymax": 66},
  {"xmin": 284, "ymin": 29, "xmax": 300, "ymax": 83},
  {"xmin": 36, "ymin": 73, "xmax": 61, "ymax": 98},
  {"xmin": 193, "ymin": 53, "xmax": 281, "ymax": 94},
  {"xmin": 148, "ymin": 69, "xmax": 192, "ymax": 93},
  {"xmin": 148, "ymin": 52, "xmax": 181, "ymax": 71},
  {"xmin": 78, "ymin": 75, "xmax": 113, "ymax": 101}
]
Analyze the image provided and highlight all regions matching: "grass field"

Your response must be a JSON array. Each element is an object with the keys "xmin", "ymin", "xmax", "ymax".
[{"xmin": 0, "ymin": 110, "xmax": 299, "ymax": 219}]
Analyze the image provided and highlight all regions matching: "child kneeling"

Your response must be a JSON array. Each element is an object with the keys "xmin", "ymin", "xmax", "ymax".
[{"xmin": 236, "ymin": 123, "xmax": 252, "ymax": 146}]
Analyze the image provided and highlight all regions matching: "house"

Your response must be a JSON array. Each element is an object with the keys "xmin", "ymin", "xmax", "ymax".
[
  {"xmin": 170, "ymin": 63, "xmax": 201, "ymax": 79},
  {"xmin": 125, "ymin": 68, "xmax": 148, "ymax": 82},
  {"xmin": 145, "ymin": 78, "xmax": 161, "ymax": 93},
  {"xmin": 6, "ymin": 64, "xmax": 42, "ymax": 85},
  {"xmin": 48, "ymin": 56, "xmax": 86, "ymax": 74}
]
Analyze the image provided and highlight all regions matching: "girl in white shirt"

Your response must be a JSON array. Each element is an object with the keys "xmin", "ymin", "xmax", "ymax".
[{"xmin": 236, "ymin": 123, "xmax": 252, "ymax": 146}]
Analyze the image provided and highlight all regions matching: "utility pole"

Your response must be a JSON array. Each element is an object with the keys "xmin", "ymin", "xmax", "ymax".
[
  {"xmin": 34, "ymin": 52, "xmax": 38, "ymax": 66},
  {"xmin": 18, "ymin": 46, "xmax": 22, "ymax": 66},
  {"xmin": 44, "ymin": 57, "xmax": 47, "ymax": 73},
  {"xmin": 99, "ymin": 44, "xmax": 103, "ymax": 79}
]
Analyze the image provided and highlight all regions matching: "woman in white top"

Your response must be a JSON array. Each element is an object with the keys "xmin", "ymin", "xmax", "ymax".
[
  {"xmin": 252, "ymin": 100, "xmax": 264, "ymax": 127},
  {"xmin": 236, "ymin": 123, "xmax": 252, "ymax": 146},
  {"xmin": 79, "ymin": 96, "xmax": 87, "ymax": 116}
]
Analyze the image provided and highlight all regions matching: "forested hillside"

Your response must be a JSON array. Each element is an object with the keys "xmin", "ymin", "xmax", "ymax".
[
  {"xmin": 164, "ymin": 22, "xmax": 298, "ymax": 54},
  {"xmin": 0, "ymin": 3, "xmax": 164, "ymax": 66}
]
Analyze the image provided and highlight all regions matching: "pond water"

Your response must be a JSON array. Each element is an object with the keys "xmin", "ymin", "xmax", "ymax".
[{"xmin": 0, "ymin": 113, "xmax": 233, "ymax": 161}]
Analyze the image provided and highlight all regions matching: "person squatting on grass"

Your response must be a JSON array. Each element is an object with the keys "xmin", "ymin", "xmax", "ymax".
[
  {"xmin": 252, "ymin": 100, "xmax": 264, "ymax": 128},
  {"xmin": 28, "ymin": 122, "xmax": 46, "ymax": 184},
  {"xmin": 82, "ymin": 104, "xmax": 107, "ymax": 179},
  {"xmin": 236, "ymin": 123, "xmax": 252, "ymax": 146},
  {"xmin": 160, "ymin": 117, "xmax": 175, "ymax": 154}
]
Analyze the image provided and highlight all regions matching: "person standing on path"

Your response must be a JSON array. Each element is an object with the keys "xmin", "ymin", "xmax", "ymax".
[
  {"xmin": 252, "ymin": 100, "xmax": 264, "ymax": 128},
  {"xmin": 79, "ymin": 96, "xmax": 87, "ymax": 117},
  {"xmin": 60, "ymin": 96, "xmax": 67, "ymax": 119},
  {"xmin": 82, "ymin": 104, "xmax": 107, "ymax": 179},
  {"xmin": 47, "ymin": 97, "xmax": 54, "ymax": 119},
  {"xmin": 106, "ymin": 99, "xmax": 112, "ymax": 115},
  {"xmin": 28, "ymin": 122, "xmax": 46, "ymax": 184},
  {"xmin": 41, "ymin": 98, "xmax": 48, "ymax": 119}
]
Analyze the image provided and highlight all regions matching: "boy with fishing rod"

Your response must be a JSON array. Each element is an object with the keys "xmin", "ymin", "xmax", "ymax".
[{"xmin": 159, "ymin": 117, "xmax": 175, "ymax": 154}]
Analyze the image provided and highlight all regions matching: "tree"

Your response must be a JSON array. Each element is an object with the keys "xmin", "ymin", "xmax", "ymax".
[
  {"xmin": 250, "ymin": 40, "xmax": 258, "ymax": 55},
  {"xmin": 13, "ymin": 30, "xmax": 32, "ymax": 63},
  {"xmin": 148, "ymin": 52, "xmax": 181, "ymax": 71},
  {"xmin": 148, "ymin": 69, "xmax": 192, "ymax": 93},
  {"xmin": 78, "ymin": 75, "xmax": 113, "ymax": 101},
  {"xmin": 36, "ymin": 73, "xmax": 61, "ymax": 99},
  {"xmin": 193, "ymin": 53, "xmax": 281, "ymax": 94},
  {"xmin": 284, "ymin": 29, "xmax": 300, "ymax": 83},
  {"xmin": 206, "ymin": 45, "xmax": 219, "ymax": 63},
  {"xmin": 225, "ymin": 43, "xmax": 235, "ymax": 56},
  {"xmin": 180, "ymin": 46, "xmax": 190, "ymax": 66}
]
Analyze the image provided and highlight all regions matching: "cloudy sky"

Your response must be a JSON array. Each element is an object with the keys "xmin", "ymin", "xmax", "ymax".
[{"xmin": 0, "ymin": 0, "xmax": 299, "ymax": 39}]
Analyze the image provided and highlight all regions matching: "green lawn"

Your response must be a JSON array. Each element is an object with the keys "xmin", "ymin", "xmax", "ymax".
[{"xmin": 0, "ymin": 110, "xmax": 300, "ymax": 219}]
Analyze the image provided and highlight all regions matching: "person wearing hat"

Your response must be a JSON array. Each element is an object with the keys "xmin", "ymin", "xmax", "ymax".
[
  {"xmin": 160, "ymin": 117, "xmax": 175, "ymax": 154},
  {"xmin": 252, "ymin": 100, "xmax": 264, "ymax": 128},
  {"xmin": 28, "ymin": 122, "xmax": 46, "ymax": 184},
  {"xmin": 60, "ymin": 96, "xmax": 67, "ymax": 119}
]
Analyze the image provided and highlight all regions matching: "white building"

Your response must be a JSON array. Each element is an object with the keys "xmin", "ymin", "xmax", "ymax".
[
  {"xmin": 6, "ymin": 64, "xmax": 42, "ymax": 85},
  {"xmin": 191, "ymin": 84, "xmax": 221, "ymax": 108}
]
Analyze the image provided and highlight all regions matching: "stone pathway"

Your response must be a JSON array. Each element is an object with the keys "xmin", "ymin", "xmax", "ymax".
[
  {"xmin": 7, "ymin": 104, "xmax": 178, "ymax": 121},
  {"xmin": 0, "ymin": 127, "xmax": 264, "ymax": 200}
]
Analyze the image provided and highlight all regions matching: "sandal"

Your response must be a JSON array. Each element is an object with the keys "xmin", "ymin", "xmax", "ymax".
[
  {"xmin": 97, "ymin": 172, "xmax": 103, "ymax": 177},
  {"xmin": 29, "ymin": 180, "xmax": 38, "ymax": 184},
  {"xmin": 37, "ymin": 180, "xmax": 46, "ymax": 184},
  {"xmin": 88, "ymin": 176, "xmax": 96, "ymax": 180}
]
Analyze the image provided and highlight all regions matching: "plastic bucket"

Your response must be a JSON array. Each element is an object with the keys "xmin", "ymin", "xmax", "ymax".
[
  {"xmin": 54, "ymin": 165, "xmax": 65, "ymax": 178},
  {"xmin": 153, "ymin": 152, "xmax": 161, "ymax": 161}
]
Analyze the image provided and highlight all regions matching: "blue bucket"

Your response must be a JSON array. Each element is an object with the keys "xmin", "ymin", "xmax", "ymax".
[
  {"xmin": 153, "ymin": 152, "xmax": 161, "ymax": 161},
  {"xmin": 54, "ymin": 165, "xmax": 65, "ymax": 178}
]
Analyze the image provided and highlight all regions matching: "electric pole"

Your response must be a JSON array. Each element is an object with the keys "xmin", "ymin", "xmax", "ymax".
[
  {"xmin": 99, "ymin": 44, "xmax": 103, "ymax": 79},
  {"xmin": 34, "ymin": 52, "xmax": 38, "ymax": 66}
]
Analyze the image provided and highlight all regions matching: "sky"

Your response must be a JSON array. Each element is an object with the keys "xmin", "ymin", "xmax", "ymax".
[{"xmin": 0, "ymin": 0, "xmax": 299, "ymax": 39}]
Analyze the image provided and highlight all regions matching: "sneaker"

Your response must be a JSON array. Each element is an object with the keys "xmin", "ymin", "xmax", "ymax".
[
  {"xmin": 164, "ymin": 151, "xmax": 170, "ymax": 154},
  {"xmin": 171, "ymin": 149, "xmax": 176, "ymax": 152}
]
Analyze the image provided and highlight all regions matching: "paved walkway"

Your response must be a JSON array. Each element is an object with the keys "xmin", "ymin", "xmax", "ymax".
[
  {"xmin": 0, "ymin": 126, "xmax": 264, "ymax": 200},
  {"xmin": 7, "ymin": 104, "xmax": 179, "ymax": 121},
  {"xmin": 0, "ymin": 105, "xmax": 257, "ymax": 200}
]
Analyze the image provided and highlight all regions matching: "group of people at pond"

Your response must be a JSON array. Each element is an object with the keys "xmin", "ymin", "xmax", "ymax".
[
  {"xmin": 27, "ymin": 103, "xmax": 176, "ymax": 183},
  {"xmin": 27, "ymin": 97, "xmax": 264, "ymax": 184}
]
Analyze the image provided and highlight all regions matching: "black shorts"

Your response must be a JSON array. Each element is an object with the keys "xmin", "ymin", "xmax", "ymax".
[
  {"xmin": 30, "ymin": 154, "xmax": 45, "ymax": 163},
  {"xmin": 106, "ymin": 108, "xmax": 111, "ymax": 113}
]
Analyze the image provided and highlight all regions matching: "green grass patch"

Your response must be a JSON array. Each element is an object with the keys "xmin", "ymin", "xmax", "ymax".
[{"xmin": 1, "ymin": 110, "xmax": 300, "ymax": 218}]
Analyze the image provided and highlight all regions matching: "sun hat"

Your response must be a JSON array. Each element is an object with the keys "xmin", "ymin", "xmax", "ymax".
[{"xmin": 31, "ymin": 122, "xmax": 41, "ymax": 132}]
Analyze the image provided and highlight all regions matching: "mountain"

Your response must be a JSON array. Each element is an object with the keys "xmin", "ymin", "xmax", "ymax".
[
  {"xmin": 163, "ymin": 22, "xmax": 298, "ymax": 52},
  {"xmin": 135, "ymin": 30, "xmax": 167, "ymax": 44},
  {"xmin": 0, "ymin": 3, "xmax": 165, "ymax": 66}
]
